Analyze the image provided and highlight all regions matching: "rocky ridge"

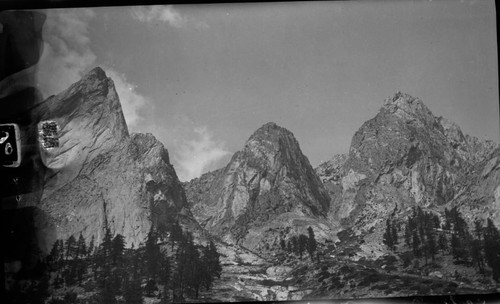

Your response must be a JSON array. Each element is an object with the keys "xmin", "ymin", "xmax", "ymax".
[
  {"xmin": 316, "ymin": 92, "xmax": 498, "ymax": 257},
  {"xmin": 185, "ymin": 122, "xmax": 335, "ymax": 254}
]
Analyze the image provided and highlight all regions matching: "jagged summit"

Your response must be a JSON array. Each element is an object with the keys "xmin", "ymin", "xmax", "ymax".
[
  {"xmin": 381, "ymin": 91, "xmax": 436, "ymax": 128},
  {"xmin": 242, "ymin": 122, "xmax": 306, "ymax": 170},
  {"xmin": 249, "ymin": 121, "xmax": 284, "ymax": 137},
  {"xmin": 318, "ymin": 92, "xmax": 498, "ymax": 253},
  {"xmin": 246, "ymin": 122, "xmax": 297, "ymax": 147},
  {"xmin": 82, "ymin": 66, "xmax": 107, "ymax": 80}
]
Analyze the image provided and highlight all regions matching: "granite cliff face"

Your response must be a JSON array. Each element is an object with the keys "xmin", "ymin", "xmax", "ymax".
[
  {"xmin": 26, "ymin": 67, "xmax": 194, "ymax": 252},
  {"xmin": 185, "ymin": 122, "xmax": 334, "ymax": 254},
  {"xmin": 455, "ymin": 147, "xmax": 500, "ymax": 227},
  {"xmin": 316, "ymin": 92, "xmax": 498, "ymax": 257}
]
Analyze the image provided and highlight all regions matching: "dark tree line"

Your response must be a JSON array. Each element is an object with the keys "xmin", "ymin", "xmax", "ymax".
[
  {"xmin": 280, "ymin": 226, "xmax": 318, "ymax": 261},
  {"xmin": 384, "ymin": 206, "xmax": 500, "ymax": 282},
  {"xmin": 45, "ymin": 220, "xmax": 222, "ymax": 303},
  {"xmin": 383, "ymin": 218, "xmax": 399, "ymax": 251},
  {"xmin": 403, "ymin": 206, "xmax": 440, "ymax": 264}
]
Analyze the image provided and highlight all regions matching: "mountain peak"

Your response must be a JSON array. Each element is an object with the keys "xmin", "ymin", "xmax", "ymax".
[
  {"xmin": 249, "ymin": 122, "xmax": 290, "ymax": 140},
  {"xmin": 244, "ymin": 122, "xmax": 301, "ymax": 163},
  {"xmin": 83, "ymin": 66, "xmax": 107, "ymax": 81},
  {"xmin": 383, "ymin": 91, "xmax": 427, "ymax": 113},
  {"xmin": 380, "ymin": 91, "xmax": 436, "ymax": 127},
  {"xmin": 185, "ymin": 122, "xmax": 331, "ymax": 251}
]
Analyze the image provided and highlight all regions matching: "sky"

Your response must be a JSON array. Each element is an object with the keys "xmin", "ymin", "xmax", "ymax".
[{"xmin": 35, "ymin": 0, "xmax": 499, "ymax": 181}]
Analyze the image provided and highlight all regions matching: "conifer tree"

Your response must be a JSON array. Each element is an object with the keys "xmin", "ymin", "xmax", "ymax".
[
  {"xmin": 186, "ymin": 241, "xmax": 203, "ymax": 298},
  {"xmin": 48, "ymin": 239, "xmax": 64, "ymax": 270},
  {"xmin": 111, "ymin": 234, "xmax": 125, "ymax": 265},
  {"xmin": 145, "ymin": 226, "xmax": 161, "ymax": 281},
  {"xmin": 74, "ymin": 234, "xmax": 88, "ymax": 284},
  {"xmin": 307, "ymin": 226, "xmax": 317, "ymax": 261},
  {"xmin": 173, "ymin": 231, "xmax": 191, "ymax": 300},
  {"xmin": 425, "ymin": 226, "xmax": 437, "ymax": 261},
  {"xmin": 159, "ymin": 254, "xmax": 171, "ymax": 303},
  {"xmin": 110, "ymin": 234, "xmax": 126, "ymax": 291},
  {"xmin": 280, "ymin": 239, "xmax": 286, "ymax": 251},
  {"xmin": 438, "ymin": 233, "xmax": 447, "ymax": 253},
  {"xmin": 383, "ymin": 219, "xmax": 395, "ymax": 251},
  {"xmin": 96, "ymin": 226, "xmax": 117, "ymax": 303},
  {"xmin": 157, "ymin": 222, "xmax": 168, "ymax": 241},
  {"xmin": 391, "ymin": 221, "xmax": 399, "ymax": 249},
  {"xmin": 205, "ymin": 240, "xmax": 222, "ymax": 280},
  {"xmin": 65, "ymin": 235, "xmax": 77, "ymax": 261},
  {"xmin": 170, "ymin": 220, "xmax": 183, "ymax": 251},
  {"xmin": 97, "ymin": 261, "xmax": 117, "ymax": 304},
  {"xmin": 76, "ymin": 233, "xmax": 87, "ymax": 260},
  {"xmin": 474, "ymin": 220, "xmax": 483, "ymax": 241},
  {"xmin": 298, "ymin": 234, "xmax": 308, "ymax": 259},
  {"xmin": 291, "ymin": 236, "xmax": 299, "ymax": 256},
  {"xmin": 443, "ymin": 208, "xmax": 451, "ymax": 230},
  {"xmin": 404, "ymin": 217, "xmax": 414, "ymax": 248},
  {"xmin": 124, "ymin": 251, "xmax": 143, "ymax": 304},
  {"xmin": 412, "ymin": 230, "xmax": 421, "ymax": 259},
  {"xmin": 450, "ymin": 232, "xmax": 467, "ymax": 262},
  {"xmin": 483, "ymin": 218, "xmax": 500, "ymax": 281}
]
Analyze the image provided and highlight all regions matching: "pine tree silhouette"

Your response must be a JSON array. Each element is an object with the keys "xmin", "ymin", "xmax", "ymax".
[
  {"xmin": 307, "ymin": 226, "xmax": 317, "ymax": 261},
  {"xmin": 383, "ymin": 219, "xmax": 395, "ymax": 251},
  {"xmin": 123, "ymin": 250, "xmax": 143, "ymax": 304},
  {"xmin": 298, "ymin": 234, "xmax": 308, "ymax": 259},
  {"xmin": 484, "ymin": 218, "xmax": 500, "ymax": 281}
]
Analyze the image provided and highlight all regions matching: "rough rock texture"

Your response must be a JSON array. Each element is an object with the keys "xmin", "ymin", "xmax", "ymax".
[
  {"xmin": 23, "ymin": 67, "xmax": 195, "ymax": 252},
  {"xmin": 454, "ymin": 147, "xmax": 500, "ymax": 227},
  {"xmin": 34, "ymin": 67, "xmax": 129, "ymax": 197},
  {"xmin": 316, "ymin": 92, "xmax": 498, "ymax": 248},
  {"xmin": 315, "ymin": 154, "xmax": 348, "ymax": 184},
  {"xmin": 185, "ymin": 122, "xmax": 334, "ymax": 253}
]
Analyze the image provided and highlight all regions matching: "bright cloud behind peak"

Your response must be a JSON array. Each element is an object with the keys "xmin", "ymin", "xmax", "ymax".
[
  {"xmin": 173, "ymin": 126, "xmax": 230, "ymax": 182},
  {"xmin": 36, "ymin": 8, "xmax": 149, "ymax": 131},
  {"xmin": 34, "ymin": 7, "xmax": 225, "ymax": 182}
]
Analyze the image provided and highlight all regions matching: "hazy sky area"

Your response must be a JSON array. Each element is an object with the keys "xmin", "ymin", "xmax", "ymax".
[{"xmin": 35, "ymin": 0, "xmax": 499, "ymax": 181}]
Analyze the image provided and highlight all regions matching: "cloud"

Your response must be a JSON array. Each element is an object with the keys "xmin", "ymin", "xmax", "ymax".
[
  {"xmin": 130, "ymin": 5, "xmax": 186, "ymax": 28},
  {"xmin": 36, "ymin": 8, "xmax": 149, "ymax": 130},
  {"xmin": 34, "ymin": 8, "xmax": 223, "ymax": 181},
  {"xmin": 36, "ymin": 8, "xmax": 97, "ymax": 96},
  {"xmin": 172, "ymin": 125, "xmax": 230, "ymax": 181}
]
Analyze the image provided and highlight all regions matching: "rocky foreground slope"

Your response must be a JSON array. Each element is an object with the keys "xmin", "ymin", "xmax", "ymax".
[{"xmin": 22, "ymin": 67, "xmax": 198, "ymax": 252}]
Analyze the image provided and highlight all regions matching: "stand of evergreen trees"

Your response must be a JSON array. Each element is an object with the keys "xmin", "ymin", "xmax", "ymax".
[
  {"xmin": 383, "ymin": 206, "xmax": 500, "ymax": 282},
  {"xmin": 280, "ymin": 226, "xmax": 318, "ymax": 261},
  {"xmin": 43, "ymin": 220, "xmax": 222, "ymax": 303}
]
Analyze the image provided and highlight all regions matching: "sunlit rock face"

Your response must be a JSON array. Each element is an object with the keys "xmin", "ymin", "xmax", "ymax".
[
  {"xmin": 316, "ymin": 92, "xmax": 498, "ymax": 253},
  {"xmin": 185, "ymin": 122, "xmax": 334, "ymax": 254},
  {"xmin": 25, "ymin": 67, "xmax": 194, "ymax": 252},
  {"xmin": 34, "ymin": 67, "xmax": 129, "ymax": 197}
]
